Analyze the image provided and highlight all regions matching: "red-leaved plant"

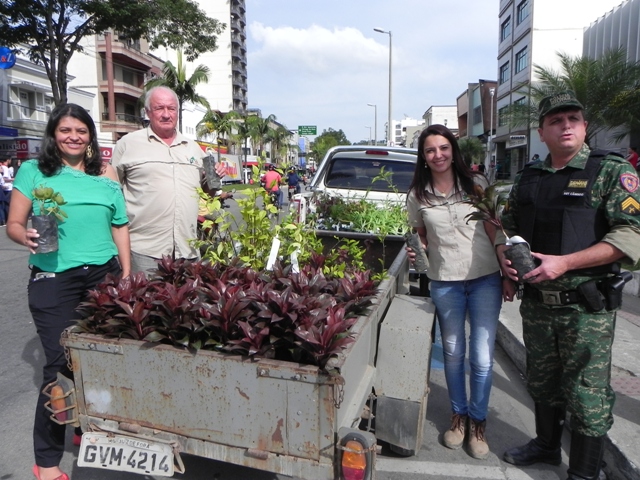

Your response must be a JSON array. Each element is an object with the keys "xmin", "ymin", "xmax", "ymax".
[{"xmin": 75, "ymin": 255, "xmax": 378, "ymax": 370}]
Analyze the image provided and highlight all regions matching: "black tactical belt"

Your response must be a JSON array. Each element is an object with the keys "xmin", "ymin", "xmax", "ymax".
[{"xmin": 524, "ymin": 285, "xmax": 581, "ymax": 306}]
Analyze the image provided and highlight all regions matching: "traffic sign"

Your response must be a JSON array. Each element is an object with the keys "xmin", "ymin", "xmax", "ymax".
[
  {"xmin": 298, "ymin": 125, "xmax": 317, "ymax": 136},
  {"xmin": 0, "ymin": 47, "xmax": 17, "ymax": 69}
]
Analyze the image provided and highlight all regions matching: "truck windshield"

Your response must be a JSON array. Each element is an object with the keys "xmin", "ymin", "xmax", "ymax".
[{"xmin": 325, "ymin": 158, "xmax": 415, "ymax": 193}]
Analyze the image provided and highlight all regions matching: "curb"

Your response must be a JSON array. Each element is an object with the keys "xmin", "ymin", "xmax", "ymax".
[{"xmin": 496, "ymin": 315, "xmax": 639, "ymax": 480}]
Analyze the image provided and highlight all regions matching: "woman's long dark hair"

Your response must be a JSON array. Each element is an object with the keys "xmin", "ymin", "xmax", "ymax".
[
  {"xmin": 408, "ymin": 124, "xmax": 480, "ymax": 205},
  {"xmin": 38, "ymin": 103, "xmax": 102, "ymax": 177}
]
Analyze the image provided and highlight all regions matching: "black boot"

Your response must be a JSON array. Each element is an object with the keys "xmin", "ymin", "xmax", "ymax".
[
  {"xmin": 566, "ymin": 431, "xmax": 605, "ymax": 480},
  {"xmin": 504, "ymin": 403, "xmax": 565, "ymax": 466}
]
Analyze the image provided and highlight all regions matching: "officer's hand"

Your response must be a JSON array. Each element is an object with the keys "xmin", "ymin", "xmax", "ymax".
[{"xmin": 523, "ymin": 252, "xmax": 569, "ymax": 283}]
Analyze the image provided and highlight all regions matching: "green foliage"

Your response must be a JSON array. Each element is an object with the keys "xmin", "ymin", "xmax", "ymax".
[
  {"xmin": 0, "ymin": 0, "xmax": 224, "ymax": 105},
  {"xmin": 311, "ymin": 128, "xmax": 351, "ymax": 164},
  {"xmin": 464, "ymin": 184, "xmax": 508, "ymax": 237},
  {"xmin": 507, "ymin": 47, "xmax": 640, "ymax": 145},
  {"xmin": 458, "ymin": 137, "xmax": 486, "ymax": 168},
  {"xmin": 32, "ymin": 185, "xmax": 68, "ymax": 221}
]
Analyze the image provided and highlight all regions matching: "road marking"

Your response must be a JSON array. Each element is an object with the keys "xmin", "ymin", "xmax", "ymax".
[{"xmin": 376, "ymin": 458, "xmax": 559, "ymax": 479}]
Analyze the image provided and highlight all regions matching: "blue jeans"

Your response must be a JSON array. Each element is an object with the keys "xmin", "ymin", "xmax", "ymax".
[{"xmin": 430, "ymin": 271, "xmax": 502, "ymax": 421}]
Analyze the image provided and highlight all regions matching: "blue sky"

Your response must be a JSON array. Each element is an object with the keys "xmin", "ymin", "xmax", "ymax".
[{"xmin": 245, "ymin": 0, "xmax": 499, "ymax": 143}]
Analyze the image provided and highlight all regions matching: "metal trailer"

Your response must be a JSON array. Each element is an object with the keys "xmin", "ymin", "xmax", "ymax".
[{"xmin": 57, "ymin": 248, "xmax": 435, "ymax": 479}]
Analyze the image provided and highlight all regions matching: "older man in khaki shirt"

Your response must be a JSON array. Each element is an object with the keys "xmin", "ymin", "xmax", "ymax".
[{"xmin": 112, "ymin": 86, "xmax": 223, "ymax": 274}]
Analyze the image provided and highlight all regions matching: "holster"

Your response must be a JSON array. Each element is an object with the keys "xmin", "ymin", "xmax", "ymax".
[
  {"xmin": 577, "ymin": 272, "xmax": 633, "ymax": 312},
  {"xmin": 577, "ymin": 280, "xmax": 605, "ymax": 312}
]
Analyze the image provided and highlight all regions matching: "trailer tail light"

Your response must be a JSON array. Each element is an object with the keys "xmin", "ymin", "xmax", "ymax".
[
  {"xmin": 338, "ymin": 428, "xmax": 376, "ymax": 480},
  {"xmin": 342, "ymin": 440, "xmax": 366, "ymax": 480}
]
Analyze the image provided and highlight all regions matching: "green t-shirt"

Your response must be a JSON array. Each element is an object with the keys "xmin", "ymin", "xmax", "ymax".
[{"xmin": 13, "ymin": 160, "xmax": 128, "ymax": 272}]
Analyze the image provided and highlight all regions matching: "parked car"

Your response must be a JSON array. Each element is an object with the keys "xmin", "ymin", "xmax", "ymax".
[{"xmin": 308, "ymin": 145, "xmax": 418, "ymax": 204}]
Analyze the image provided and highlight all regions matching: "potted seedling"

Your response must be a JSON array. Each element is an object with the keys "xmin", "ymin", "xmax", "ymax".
[
  {"xmin": 464, "ymin": 184, "xmax": 537, "ymax": 282},
  {"xmin": 32, "ymin": 185, "xmax": 67, "ymax": 253}
]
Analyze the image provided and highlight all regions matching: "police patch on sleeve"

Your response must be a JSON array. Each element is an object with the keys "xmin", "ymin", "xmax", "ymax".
[
  {"xmin": 620, "ymin": 173, "xmax": 639, "ymax": 193},
  {"xmin": 621, "ymin": 196, "xmax": 640, "ymax": 215}
]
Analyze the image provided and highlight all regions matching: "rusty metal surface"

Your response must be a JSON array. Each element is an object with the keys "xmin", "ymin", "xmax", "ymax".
[{"xmin": 62, "ymin": 243, "xmax": 410, "ymax": 479}]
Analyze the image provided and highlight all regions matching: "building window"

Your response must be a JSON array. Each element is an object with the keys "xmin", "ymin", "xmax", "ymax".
[
  {"xmin": 498, "ymin": 106, "xmax": 509, "ymax": 127},
  {"xmin": 515, "ymin": 47, "xmax": 528, "ymax": 73},
  {"xmin": 514, "ymin": 96, "xmax": 526, "ymax": 106},
  {"xmin": 499, "ymin": 62, "xmax": 510, "ymax": 84},
  {"xmin": 473, "ymin": 106, "xmax": 482, "ymax": 125},
  {"xmin": 517, "ymin": 0, "xmax": 530, "ymax": 25},
  {"xmin": 501, "ymin": 16, "xmax": 511, "ymax": 42}
]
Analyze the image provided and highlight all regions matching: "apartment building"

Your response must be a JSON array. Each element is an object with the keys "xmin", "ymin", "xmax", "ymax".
[
  {"xmin": 494, "ymin": 0, "xmax": 624, "ymax": 180},
  {"xmin": 584, "ymin": 0, "xmax": 640, "ymax": 148},
  {"xmin": 456, "ymin": 80, "xmax": 497, "ymax": 169},
  {"xmin": 155, "ymin": 0, "xmax": 248, "ymax": 115}
]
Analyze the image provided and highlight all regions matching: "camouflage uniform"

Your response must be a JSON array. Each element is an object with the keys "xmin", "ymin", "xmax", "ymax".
[{"xmin": 501, "ymin": 144, "xmax": 640, "ymax": 437}]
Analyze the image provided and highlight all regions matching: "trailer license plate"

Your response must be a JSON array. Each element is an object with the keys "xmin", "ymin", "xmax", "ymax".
[{"xmin": 78, "ymin": 432, "xmax": 174, "ymax": 476}]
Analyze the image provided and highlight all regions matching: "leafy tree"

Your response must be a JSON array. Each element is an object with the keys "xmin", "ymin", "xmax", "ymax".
[
  {"xmin": 267, "ymin": 125, "xmax": 293, "ymax": 163},
  {"xmin": 232, "ymin": 117, "xmax": 252, "ymax": 164},
  {"xmin": 508, "ymin": 48, "xmax": 640, "ymax": 145},
  {"xmin": 146, "ymin": 50, "xmax": 210, "ymax": 133},
  {"xmin": 196, "ymin": 110, "xmax": 240, "ymax": 162},
  {"xmin": 310, "ymin": 128, "xmax": 350, "ymax": 163},
  {"xmin": 0, "ymin": 0, "xmax": 225, "ymax": 105},
  {"xmin": 458, "ymin": 137, "xmax": 486, "ymax": 168},
  {"xmin": 247, "ymin": 114, "xmax": 276, "ymax": 159}
]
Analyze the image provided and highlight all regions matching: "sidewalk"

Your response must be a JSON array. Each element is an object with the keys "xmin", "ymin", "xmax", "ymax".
[{"xmin": 496, "ymin": 293, "xmax": 640, "ymax": 480}]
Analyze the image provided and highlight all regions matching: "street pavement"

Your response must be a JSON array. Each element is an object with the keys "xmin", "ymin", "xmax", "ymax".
[{"xmin": 1, "ymin": 206, "xmax": 639, "ymax": 479}]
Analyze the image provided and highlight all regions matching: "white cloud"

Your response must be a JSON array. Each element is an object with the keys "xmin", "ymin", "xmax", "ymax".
[{"xmin": 250, "ymin": 23, "xmax": 387, "ymax": 76}]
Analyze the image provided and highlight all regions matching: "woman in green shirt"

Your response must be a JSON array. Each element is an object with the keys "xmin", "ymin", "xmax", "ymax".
[{"xmin": 6, "ymin": 103, "xmax": 130, "ymax": 480}]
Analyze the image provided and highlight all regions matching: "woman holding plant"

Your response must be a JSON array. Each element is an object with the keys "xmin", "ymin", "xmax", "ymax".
[
  {"xmin": 406, "ymin": 124, "xmax": 514, "ymax": 460},
  {"xmin": 6, "ymin": 103, "xmax": 130, "ymax": 480}
]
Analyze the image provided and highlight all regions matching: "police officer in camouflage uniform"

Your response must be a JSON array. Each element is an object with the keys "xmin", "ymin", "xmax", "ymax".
[{"xmin": 496, "ymin": 91, "xmax": 640, "ymax": 480}]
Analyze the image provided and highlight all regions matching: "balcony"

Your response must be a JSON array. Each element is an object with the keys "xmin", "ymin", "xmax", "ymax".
[
  {"xmin": 101, "ymin": 112, "xmax": 141, "ymax": 134},
  {"xmin": 97, "ymin": 35, "xmax": 154, "ymax": 71},
  {"xmin": 98, "ymin": 79, "xmax": 144, "ymax": 101}
]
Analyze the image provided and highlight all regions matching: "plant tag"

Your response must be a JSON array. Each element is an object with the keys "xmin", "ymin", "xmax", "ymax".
[
  {"xmin": 290, "ymin": 249, "xmax": 300, "ymax": 274},
  {"xmin": 266, "ymin": 236, "xmax": 281, "ymax": 271}
]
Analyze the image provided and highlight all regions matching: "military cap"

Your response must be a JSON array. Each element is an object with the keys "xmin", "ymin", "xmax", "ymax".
[{"xmin": 538, "ymin": 91, "xmax": 584, "ymax": 121}]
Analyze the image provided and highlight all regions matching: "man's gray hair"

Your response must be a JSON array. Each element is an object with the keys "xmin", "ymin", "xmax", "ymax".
[{"xmin": 144, "ymin": 86, "xmax": 179, "ymax": 110}]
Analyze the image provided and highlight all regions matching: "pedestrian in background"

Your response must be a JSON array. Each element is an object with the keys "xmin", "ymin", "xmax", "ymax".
[
  {"xmin": 112, "ymin": 86, "xmax": 224, "ymax": 275},
  {"xmin": 497, "ymin": 91, "xmax": 640, "ymax": 480},
  {"xmin": 406, "ymin": 124, "xmax": 515, "ymax": 459},
  {"xmin": 6, "ymin": 103, "xmax": 130, "ymax": 480}
]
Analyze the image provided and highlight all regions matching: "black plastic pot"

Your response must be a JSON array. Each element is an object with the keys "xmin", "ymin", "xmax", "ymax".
[
  {"xmin": 203, "ymin": 155, "xmax": 222, "ymax": 190},
  {"xmin": 31, "ymin": 215, "xmax": 59, "ymax": 253},
  {"xmin": 504, "ymin": 242, "xmax": 537, "ymax": 282}
]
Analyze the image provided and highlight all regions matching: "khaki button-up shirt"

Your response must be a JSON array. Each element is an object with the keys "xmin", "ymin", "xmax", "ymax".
[
  {"xmin": 407, "ymin": 177, "xmax": 500, "ymax": 281},
  {"xmin": 112, "ymin": 127, "xmax": 205, "ymax": 259}
]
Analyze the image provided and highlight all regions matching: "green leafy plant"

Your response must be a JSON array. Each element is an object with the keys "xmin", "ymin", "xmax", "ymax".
[
  {"xmin": 33, "ymin": 185, "xmax": 68, "ymax": 221},
  {"xmin": 463, "ymin": 184, "xmax": 509, "ymax": 238}
]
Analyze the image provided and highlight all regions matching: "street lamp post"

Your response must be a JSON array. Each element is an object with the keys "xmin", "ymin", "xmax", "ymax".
[
  {"xmin": 374, "ymin": 28, "xmax": 392, "ymax": 146},
  {"xmin": 367, "ymin": 103, "xmax": 377, "ymax": 145},
  {"xmin": 487, "ymin": 87, "xmax": 495, "ymax": 181},
  {"xmin": 365, "ymin": 126, "xmax": 372, "ymax": 145}
]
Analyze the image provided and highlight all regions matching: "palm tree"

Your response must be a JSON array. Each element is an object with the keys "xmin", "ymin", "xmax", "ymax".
[
  {"xmin": 247, "ymin": 114, "xmax": 276, "ymax": 160},
  {"xmin": 267, "ymin": 125, "xmax": 293, "ymax": 164},
  {"xmin": 231, "ymin": 116, "xmax": 252, "ymax": 166},
  {"xmin": 508, "ymin": 48, "xmax": 640, "ymax": 145},
  {"xmin": 145, "ymin": 50, "xmax": 210, "ymax": 133},
  {"xmin": 458, "ymin": 137, "xmax": 486, "ymax": 168},
  {"xmin": 197, "ymin": 110, "xmax": 240, "ymax": 162}
]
